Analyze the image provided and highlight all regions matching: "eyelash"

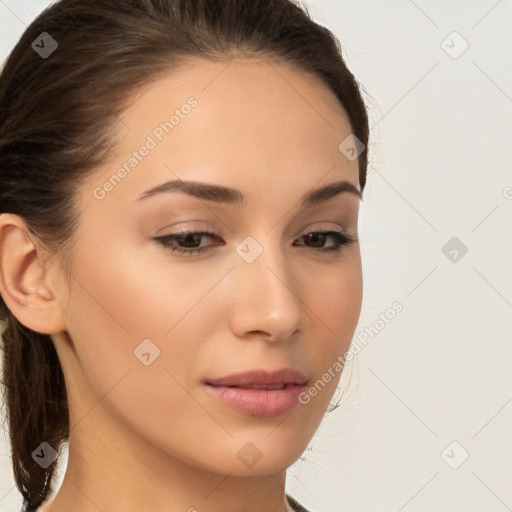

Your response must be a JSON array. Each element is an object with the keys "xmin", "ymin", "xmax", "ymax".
[{"xmin": 153, "ymin": 229, "xmax": 357, "ymax": 257}]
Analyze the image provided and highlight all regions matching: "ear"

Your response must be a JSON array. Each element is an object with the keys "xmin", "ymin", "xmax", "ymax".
[{"xmin": 0, "ymin": 213, "xmax": 67, "ymax": 334}]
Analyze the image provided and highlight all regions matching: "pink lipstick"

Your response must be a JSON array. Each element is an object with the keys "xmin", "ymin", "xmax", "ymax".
[{"xmin": 204, "ymin": 368, "xmax": 307, "ymax": 417}]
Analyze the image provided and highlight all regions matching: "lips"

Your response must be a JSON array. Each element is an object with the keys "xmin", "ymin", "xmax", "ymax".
[
  {"xmin": 204, "ymin": 368, "xmax": 308, "ymax": 417},
  {"xmin": 205, "ymin": 367, "xmax": 307, "ymax": 388}
]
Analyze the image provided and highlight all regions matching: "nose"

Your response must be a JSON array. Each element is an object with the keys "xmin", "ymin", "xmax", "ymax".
[{"xmin": 227, "ymin": 239, "xmax": 306, "ymax": 343}]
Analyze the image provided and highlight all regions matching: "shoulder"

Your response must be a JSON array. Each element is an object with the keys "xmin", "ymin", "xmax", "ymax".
[{"xmin": 286, "ymin": 494, "xmax": 313, "ymax": 512}]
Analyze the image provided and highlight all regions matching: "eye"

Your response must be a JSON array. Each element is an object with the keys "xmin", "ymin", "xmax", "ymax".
[
  {"xmin": 153, "ymin": 228, "xmax": 357, "ymax": 257},
  {"xmin": 294, "ymin": 230, "xmax": 357, "ymax": 254},
  {"xmin": 153, "ymin": 230, "xmax": 224, "ymax": 257}
]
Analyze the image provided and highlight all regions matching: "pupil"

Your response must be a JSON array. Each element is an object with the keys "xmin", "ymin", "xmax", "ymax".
[
  {"xmin": 181, "ymin": 233, "xmax": 201, "ymax": 247},
  {"xmin": 307, "ymin": 233, "xmax": 326, "ymax": 247}
]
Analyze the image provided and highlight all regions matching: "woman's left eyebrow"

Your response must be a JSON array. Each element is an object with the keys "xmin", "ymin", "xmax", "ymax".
[{"xmin": 137, "ymin": 178, "xmax": 362, "ymax": 206}]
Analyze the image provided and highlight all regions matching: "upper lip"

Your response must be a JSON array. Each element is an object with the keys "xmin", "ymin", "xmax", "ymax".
[{"xmin": 205, "ymin": 367, "xmax": 307, "ymax": 387}]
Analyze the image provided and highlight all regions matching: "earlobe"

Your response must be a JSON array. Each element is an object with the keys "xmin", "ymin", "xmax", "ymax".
[{"xmin": 0, "ymin": 213, "xmax": 66, "ymax": 334}]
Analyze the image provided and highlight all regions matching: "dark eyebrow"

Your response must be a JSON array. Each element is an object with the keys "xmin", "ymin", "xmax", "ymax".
[{"xmin": 138, "ymin": 179, "xmax": 362, "ymax": 206}]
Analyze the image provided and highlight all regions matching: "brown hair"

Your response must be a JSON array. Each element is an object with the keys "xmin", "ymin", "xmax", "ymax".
[{"xmin": 0, "ymin": 0, "xmax": 369, "ymax": 509}]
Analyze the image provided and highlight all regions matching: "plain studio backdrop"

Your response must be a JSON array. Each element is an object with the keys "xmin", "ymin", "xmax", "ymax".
[{"xmin": 0, "ymin": 1, "xmax": 511, "ymax": 511}]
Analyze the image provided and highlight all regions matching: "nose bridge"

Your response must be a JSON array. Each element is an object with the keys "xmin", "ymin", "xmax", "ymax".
[{"xmin": 229, "ymin": 234, "xmax": 305, "ymax": 340}]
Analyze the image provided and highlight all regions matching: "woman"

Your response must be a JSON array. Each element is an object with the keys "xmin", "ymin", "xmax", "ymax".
[{"xmin": 0, "ymin": 0, "xmax": 369, "ymax": 510}]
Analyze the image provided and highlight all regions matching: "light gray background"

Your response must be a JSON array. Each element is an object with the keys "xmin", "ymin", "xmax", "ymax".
[{"xmin": 1, "ymin": 1, "xmax": 511, "ymax": 511}]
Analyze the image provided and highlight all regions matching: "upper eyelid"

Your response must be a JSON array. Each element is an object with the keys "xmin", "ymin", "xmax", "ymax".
[
  {"xmin": 151, "ymin": 201, "xmax": 357, "ymax": 227},
  {"xmin": 158, "ymin": 217, "xmax": 354, "ymax": 234},
  {"xmin": 156, "ymin": 227, "xmax": 353, "ymax": 243},
  {"xmin": 158, "ymin": 227, "xmax": 346, "ymax": 237}
]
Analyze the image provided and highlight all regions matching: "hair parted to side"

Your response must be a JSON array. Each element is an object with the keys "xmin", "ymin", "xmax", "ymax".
[{"xmin": 0, "ymin": 0, "xmax": 369, "ymax": 509}]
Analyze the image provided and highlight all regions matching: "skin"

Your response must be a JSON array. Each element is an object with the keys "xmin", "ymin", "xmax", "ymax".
[{"xmin": 0, "ymin": 57, "xmax": 363, "ymax": 512}]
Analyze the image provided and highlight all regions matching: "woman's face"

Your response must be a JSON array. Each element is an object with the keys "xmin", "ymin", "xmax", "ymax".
[{"xmin": 53, "ymin": 57, "xmax": 363, "ymax": 477}]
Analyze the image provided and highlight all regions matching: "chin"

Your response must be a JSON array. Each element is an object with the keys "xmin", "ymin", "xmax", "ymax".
[{"xmin": 209, "ymin": 430, "xmax": 313, "ymax": 477}]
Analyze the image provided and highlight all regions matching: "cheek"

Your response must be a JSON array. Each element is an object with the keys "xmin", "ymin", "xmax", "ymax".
[
  {"xmin": 307, "ymin": 254, "xmax": 363, "ymax": 344},
  {"xmin": 67, "ymin": 238, "xmax": 223, "ymax": 337},
  {"xmin": 61, "ymin": 251, "xmax": 214, "ymax": 444},
  {"xmin": 300, "ymin": 254, "xmax": 362, "ymax": 394},
  {"xmin": 62, "ymin": 244, "xmax": 227, "ymax": 394}
]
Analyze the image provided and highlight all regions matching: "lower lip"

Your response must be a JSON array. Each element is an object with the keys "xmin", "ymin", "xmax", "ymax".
[{"xmin": 204, "ymin": 383, "xmax": 305, "ymax": 417}]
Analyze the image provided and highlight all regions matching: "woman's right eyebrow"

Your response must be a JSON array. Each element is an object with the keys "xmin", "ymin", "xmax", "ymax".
[{"xmin": 137, "ymin": 178, "xmax": 362, "ymax": 207}]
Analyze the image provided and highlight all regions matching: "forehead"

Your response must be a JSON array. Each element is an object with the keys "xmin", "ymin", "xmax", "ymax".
[
  {"xmin": 79, "ymin": 57, "xmax": 359, "ymax": 212},
  {"xmin": 121, "ymin": 56, "xmax": 350, "ymax": 125}
]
